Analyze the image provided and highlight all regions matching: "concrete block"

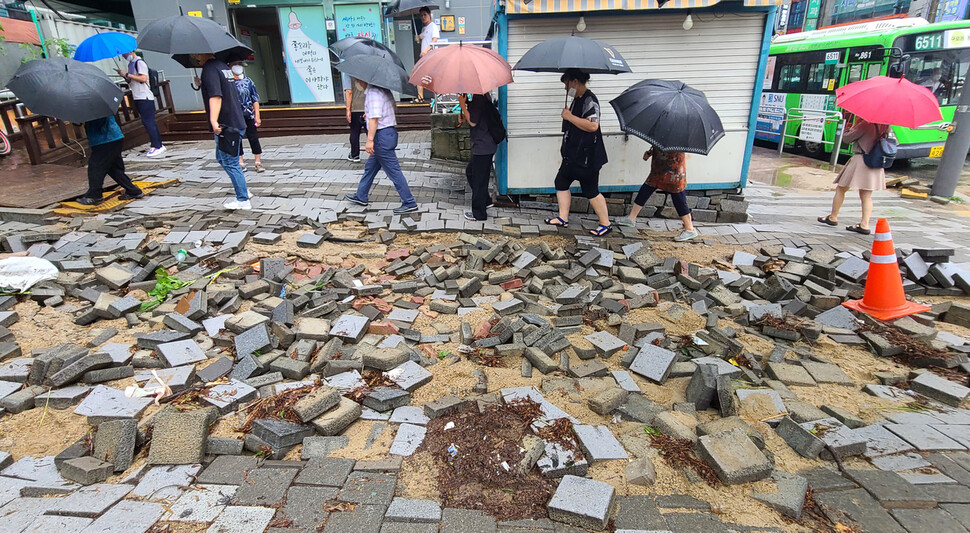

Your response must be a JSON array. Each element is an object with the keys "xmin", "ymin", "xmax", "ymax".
[
  {"xmin": 547, "ymin": 475, "xmax": 615, "ymax": 530},
  {"xmin": 697, "ymin": 427, "xmax": 772, "ymax": 484}
]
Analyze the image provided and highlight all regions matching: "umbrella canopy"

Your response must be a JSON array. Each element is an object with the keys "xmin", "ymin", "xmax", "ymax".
[
  {"xmin": 410, "ymin": 43, "xmax": 512, "ymax": 95},
  {"xmin": 609, "ymin": 79, "xmax": 724, "ymax": 155},
  {"xmin": 336, "ymin": 54, "xmax": 417, "ymax": 96},
  {"xmin": 172, "ymin": 44, "xmax": 255, "ymax": 68},
  {"xmin": 836, "ymin": 75, "xmax": 943, "ymax": 128},
  {"xmin": 330, "ymin": 36, "xmax": 406, "ymax": 70},
  {"xmin": 137, "ymin": 15, "xmax": 244, "ymax": 56},
  {"xmin": 7, "ymin": 57, "xmax": 123, "ymax": 123},
  {"xmin": 514, "ymin": 36, "xmax": 631, "ymax": 74},
  {"xmin": 73, "ymin": 32, "xmax": 137, "ymax": 62},
  {"xmin": 384, "ymin": 0, "xmax": 438, "ymax": 18}
]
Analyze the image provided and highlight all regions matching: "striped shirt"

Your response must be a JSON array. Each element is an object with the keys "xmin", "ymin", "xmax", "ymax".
[{"xmin": 364, "ymin": 86, "xmax": 396, "ymax": 130}]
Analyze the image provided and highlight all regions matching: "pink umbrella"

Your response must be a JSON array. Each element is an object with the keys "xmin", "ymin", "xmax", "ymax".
[
  {"xmin": 836, "ymin": 76, "xmax": 943, "ymax": 128},
  {"xmin": 409, "ymin": 43, "xmax": 513, "ymax": 95}
]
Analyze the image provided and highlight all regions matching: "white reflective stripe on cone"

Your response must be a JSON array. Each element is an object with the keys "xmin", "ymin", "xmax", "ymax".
[
  {"xmin": 873, "ymin": 232, "xmax": 893, "ymax": 241},
  {"xmin": 870, "ymin": 254, "xmax": 898, "ymax": 264}
]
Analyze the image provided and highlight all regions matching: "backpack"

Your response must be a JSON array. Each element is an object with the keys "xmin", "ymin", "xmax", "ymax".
[
  {"xmin": 483, "ymin": 97, "xmax": 506, "ymax": 144},
  {"xmin": 138, "ymin": 59, "xmax": 160, "ymax": 96},
  {"xmin": 862, "ymin": 128, "xmax": 898, "ymax": 169}
]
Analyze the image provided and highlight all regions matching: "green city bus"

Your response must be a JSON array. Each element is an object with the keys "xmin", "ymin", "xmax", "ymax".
[{"xmin": 756, "ymin": 18, "xmax": 970, "ymax": 160}]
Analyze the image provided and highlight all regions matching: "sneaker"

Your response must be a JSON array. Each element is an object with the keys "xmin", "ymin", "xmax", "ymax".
[
  {"xmin": 393, "ymin": 204, "xmax": 419, "ymax": 214},
  {"xmin": 76, "ymin": 196, "xmax": 103, "ymax": 205},
  {"xmin": 674, "ymin": 229, "xmax": 699, "ymax": 242},
  {"xmin": 119, "ymin": 191, "xmax": 144, "ymax": 201},
  {"xmin": 464, "ymin": 212, "xmax": 482, "ymax": 222},
  {"xmin": 146, "ymin": 146, "xmax": 166, "ymax": 158},
  {"xmin": 343, "ymin": 194, "xmax": 369, "ymax": 206},
  {"xmin": 255, "ymin": 163, "xmax": 265, "ymax": 173},
  {"xmin": 224, "ymin": 199, "xmax": 252, "ymax": 210},
  {"xmin": 347, "ymin": 155, "xmax": 361, "ymax": 163},
  {"xmin": 614, "ymin": 217, "xmax": 636, "ymax": 227}
]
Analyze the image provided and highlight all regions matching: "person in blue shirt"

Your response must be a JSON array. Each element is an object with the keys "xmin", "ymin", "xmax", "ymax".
[
  {"xmin": 77, "ymin": 115, "xmax": 143, "ymax": 205},
  {"xmin": 231, "ymin": 62, "xmax": 264, "ymax": 172}
]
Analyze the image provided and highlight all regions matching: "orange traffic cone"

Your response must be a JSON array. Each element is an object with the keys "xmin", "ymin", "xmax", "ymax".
[{"xmin": 843, "ymin": 218, "xmax": 930, "ymax": 321}]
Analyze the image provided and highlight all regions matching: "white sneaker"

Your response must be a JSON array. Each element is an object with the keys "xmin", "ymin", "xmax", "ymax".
[
  {"xmin": 146, "ymin": 146, "xmax": 166, "ymax": 158},
  {"xmin": 223, "ymin": 200, "xmax": 252, "ymax": 210},
  {"xmin": 674, "ymin": 229, "xmax": 699, "ymax": 242}
]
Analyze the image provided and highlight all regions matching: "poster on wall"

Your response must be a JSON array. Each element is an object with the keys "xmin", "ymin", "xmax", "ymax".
[
  {"xmin": 335, "ymin": 3, "xmax": 383, "ymax": 41},
  {"xmin": 279, "ymin": 7, "xmax": 334, "ymax": 103}
]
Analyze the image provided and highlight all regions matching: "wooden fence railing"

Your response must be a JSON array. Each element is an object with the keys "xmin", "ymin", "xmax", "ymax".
[{"xmin": 12, "ymin": 80, "xmax": 176, "ymax": 165}]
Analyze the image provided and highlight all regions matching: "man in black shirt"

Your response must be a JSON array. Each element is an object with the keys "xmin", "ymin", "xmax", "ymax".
[{"xmin": 191, "ymin": 53, "xmax": 251, "ymax": 210}]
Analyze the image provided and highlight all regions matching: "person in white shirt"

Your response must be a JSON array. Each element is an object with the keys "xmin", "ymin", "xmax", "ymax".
[
  {"xmin": 117, "ymin": 52, "xmax": 166, "ymax": 158},
  {"xmin": 415, "ymin": 6, "xmax": 439, "ymax": 103}
]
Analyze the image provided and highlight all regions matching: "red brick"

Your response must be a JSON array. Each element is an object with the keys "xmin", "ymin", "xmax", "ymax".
[
  {"xmin": 368, "ymin": 321, "xmax": 400, "ymax": 335},
  {"xmin": 500, "ymin": 279, "xmax": 524, "ymax": 290}
]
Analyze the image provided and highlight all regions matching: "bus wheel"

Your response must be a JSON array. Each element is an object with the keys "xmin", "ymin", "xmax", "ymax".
[{"xmin": 800, "ymin": 141, "xmax": 826, "ymax": 159}]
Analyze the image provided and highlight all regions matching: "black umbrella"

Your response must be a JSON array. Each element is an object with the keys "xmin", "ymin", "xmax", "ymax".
[
  {"xmin": 137, "ymin": 15, "xmax": 245, "ymax": 56},
  {"xmin": 514, "ymin": 35, "xmax": 631, "ymax": 74},
  {"xmin": 172, "ymin": 44, "xmax": 255, "ymax": 68},
  {"xmin": 330, "ymin": 37, "xmax": 406, "ymax": 70},
  {"xmin": 609, "ymin": 79, "xmax": 724, "ymax": 155},
  {"xmin": 7, "ymin": 57, "xmax": 123, "ymax": 123},
  {"xmin": 384, "ymin": 0, "xmax": 438, "ymax": 18},
  {"xmin": 336, "ymin": 55, "xmax": 417, "ymax": 96}
]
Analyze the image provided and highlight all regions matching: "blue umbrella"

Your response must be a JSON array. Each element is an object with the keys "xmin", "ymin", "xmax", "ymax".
[{"xmin": 74, "ymin": 32, "xmax": 137, "ymax": 62}]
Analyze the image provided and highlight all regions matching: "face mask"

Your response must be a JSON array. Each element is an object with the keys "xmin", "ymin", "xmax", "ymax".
[
  {"xmin": 231, "ymin": 65, "xmax": 245, "ymax": 76},
  {"xmin": 567, "ymin": 87, "xmax": 577, "ymax": 98}
]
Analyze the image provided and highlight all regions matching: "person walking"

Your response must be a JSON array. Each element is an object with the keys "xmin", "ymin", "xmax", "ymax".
[
  {"xmin": 343, "ymin": 82, "xmax": 418, "ymax": 213},
  {"xmin": 76, "ymin": 115, "xmax": 144, "ymax": 205},
  {"xmin": 118, "ymin": 52, "xmax": 165, "ymax": 158},
  {"xmin": 192, "ymin": 53, "xmax": 251, "ymax": 210},
  {"xmin": 414, "ymin": 7, "xmax": 438, "ymax": 103},
  {"xmin": 458, "ymin": 93, "xmax": 498, "ymax": 222},
  {"xmin": 616, "ymin": 147, "xmax": 698, "ymax": 241},
  {"xmin": 818, "ymin": 118, "xmax": 889, "ymax": 235},
  {"xmin": 231, "ymin": 61, "xmax": 264, "ymax": 173},
  {"xmin": 545, "ymin": 69, "xmax": 612, "ymax": 237},
  {"xmin": 343, "ymin": 73, "xmax": 366, "ymax": 162}
]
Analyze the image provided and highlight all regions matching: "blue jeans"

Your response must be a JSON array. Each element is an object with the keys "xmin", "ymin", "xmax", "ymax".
[
  {"xmin": 214, "ymin": 134, "xmax": 249, "ymax": 202},
  {"xmin": 134, "ymin": 99, "xmax": 162, "ymax": 149},
  {"xmin": 355, "ymin": 127, "xmax": 415, "ymax": 207}
]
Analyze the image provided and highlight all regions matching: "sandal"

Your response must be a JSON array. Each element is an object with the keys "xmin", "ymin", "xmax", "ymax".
[
  {"xmin": 545, "ymin": 216, "xmax": 568, "ymax": 228},
  {"xmin": 817, "ymin": 215, "xmax": 837, "ymax": 226},
  {"xmin": 255, "ymin": 163, "xmax": 265, "ymax": 173},
  {"xmin": 846, "ymin": 224, "xmax": 871, "ymax": 235},
  {"xmin": 591, "ymin": 224, "xmax": 613, "ymax": 237}
]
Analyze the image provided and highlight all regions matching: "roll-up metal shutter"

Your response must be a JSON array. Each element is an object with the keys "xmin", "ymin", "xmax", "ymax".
[{"xmin": 503, "ymin": 12, "xmax": 767, "ymax": 192}]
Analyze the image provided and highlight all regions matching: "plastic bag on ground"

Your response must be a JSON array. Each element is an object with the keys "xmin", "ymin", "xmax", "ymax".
[{"xmin": 0, "ymin": 257, "xmax": 59, "ymax": 292}]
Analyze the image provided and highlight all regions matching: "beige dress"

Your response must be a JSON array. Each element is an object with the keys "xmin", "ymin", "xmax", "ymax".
[{"xmin": 833, "ymin": 120, "xmax": 887, "ymax": 191}]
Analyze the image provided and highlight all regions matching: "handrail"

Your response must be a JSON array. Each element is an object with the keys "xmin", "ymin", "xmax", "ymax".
[
  {"xmin": 755, "ymin": 107, "xmax": 844, "ymax": 170},
  {"xmin": 12, "ymin": 80, "xmax": 176, "ymax": 165}
]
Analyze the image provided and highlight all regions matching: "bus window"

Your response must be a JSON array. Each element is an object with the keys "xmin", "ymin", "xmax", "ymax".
[
  {"xmin": 867, "ymin": 63, "xmax": 882, "ymax": 78},
  {"xmin": 779, "ymin": 64, "xmax": 805, "ymax": 91},
  {"xmin": 905, "ymin": 50, "xmax": 970, "ymax": 106},
  {"xmin": 806, "ymin": 63, "xmax": 837, "ymax": 92},
  {"xmin": 848, "ymin": 65, "xmax": 863, "ymax": 83}
]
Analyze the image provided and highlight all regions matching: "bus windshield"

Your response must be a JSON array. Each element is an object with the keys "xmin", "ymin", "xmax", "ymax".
[{"xmin": 903, "ymin": 49, "xmax": 970, "ymax": 106}]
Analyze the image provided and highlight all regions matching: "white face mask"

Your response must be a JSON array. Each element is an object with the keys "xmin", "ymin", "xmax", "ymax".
[
  {"xmin": 567, "ymin": 87, "xmax": 577, "ymax": 99},
  {"xmin": 231, "ymin": 65, "xmax": 245, "ymax": 76}
]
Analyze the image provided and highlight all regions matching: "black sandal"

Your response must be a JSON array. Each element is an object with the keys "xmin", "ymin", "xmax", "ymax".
[
  {"xmin": 846, "ymin": 224, "xmax": 871, "ymax": 235},
  {"xmin": 817, "ymin": 215, "xmax": 837, "ymax": 226}
]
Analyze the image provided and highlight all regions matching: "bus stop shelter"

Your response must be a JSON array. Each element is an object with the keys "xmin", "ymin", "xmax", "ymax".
[{"xmin": 494, "ymin": 0, "xmax": 779, "ymax": 195}]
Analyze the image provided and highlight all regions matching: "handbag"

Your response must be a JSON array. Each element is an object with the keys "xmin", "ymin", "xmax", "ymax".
[
  {"xmin": 861, "ymin": 128, "xmax": 898, "ymax": 169},
  {"xmin": 216, "ymin": 126, "xmax": 242, "ymax": 155}
]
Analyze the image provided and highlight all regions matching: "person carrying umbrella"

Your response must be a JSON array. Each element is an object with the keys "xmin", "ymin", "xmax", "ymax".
[
  {"xmin": 117, "ymin": 51, "xmax": 165, "ymax": 158},
  {"xmin": 193, "ymin": 52, "xmax": 251, "ymax": 210},
  {"xmin": 616, "ymin": 149, "xmax": 697, "ymax": 241},
  {"xmin": 546, "ymin": 69, "xmax": 612, "ymax": 236},
  {"xmin": 230, "ymin": 61, "xmax": 264, "ymax": 173},
  {"xmin": 77, "ymin": 115, "xmax": 145, "ymax": 205},
  {"xmin": 817, "ymin": 118, "xmax": 889, "ymax": 235},
  {"xmin": 343, "ymin": 73, "xmax": 367, "ymax": 162},
  {"xmin": 338, "ymin": 55, "xmax": 418, "ymax": 213},
  {"xmin": 415, "ymin": 6, "xmax": 439, "ymax": 103}
]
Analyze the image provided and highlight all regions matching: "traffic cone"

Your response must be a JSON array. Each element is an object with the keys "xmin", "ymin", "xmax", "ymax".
[{"xmin": 843, "ymin": 218, "xmax": 930, "ymax": 321}]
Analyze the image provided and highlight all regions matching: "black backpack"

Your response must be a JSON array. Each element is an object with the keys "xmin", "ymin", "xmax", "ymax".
[
  {"xmin": 138, "ymin": 59, "xmax": 160, "ymax": 96},
  {"xmin": 484, "ymin": 97, "xmax": 506, "ymax": 144},
  {"xmin": 862, "ymin": 127, "xmax": 898, "ymax": 169}
]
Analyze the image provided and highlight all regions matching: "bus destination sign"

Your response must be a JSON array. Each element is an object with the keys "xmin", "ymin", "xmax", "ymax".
[{"xmin": 911, "ymin": 29, "xmax": 970, "ymax": 51}]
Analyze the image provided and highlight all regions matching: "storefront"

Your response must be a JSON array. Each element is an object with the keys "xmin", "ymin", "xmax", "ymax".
[{"xmin": 494, "ymin": 0, "xmax": 778, "ymax": 195}]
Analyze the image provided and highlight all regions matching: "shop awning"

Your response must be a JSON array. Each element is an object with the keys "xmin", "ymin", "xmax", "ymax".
[{"xmin": 506, "ymin": 0, "xmax": 780, "ymax": 15}]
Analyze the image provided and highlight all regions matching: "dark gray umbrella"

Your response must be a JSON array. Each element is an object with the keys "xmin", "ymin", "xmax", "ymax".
[
  {"xmin": 330, "ymin": 37, "xmax": 406, "ymax": 70},
  {"xmin": 384, "ymin": 0, "xmax": 438, "ymax": 18},
  {"xmin": 137, "ymin": 15, "xmax": 244, "ymax": 55},
  {"xmin": 7, "ymin": 57, "xmax": 123, "ymax": 123},
  {"xmin": 172, "ymin": 44, "xmax": 254, "ymax": 68},
  {"xmin": 514, "ymin": 35, "xmax": 631, "ymax": 74},
  {"xmin": 336, "ymin": 55, "xmax": 417, "ymax": 96},
  {"xmin": 609, "ymin": 79, "xmax": 724, "ymax": 155}
]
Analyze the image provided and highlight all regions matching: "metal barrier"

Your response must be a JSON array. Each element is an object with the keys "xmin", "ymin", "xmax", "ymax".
[{"xmin": 755, "ymin": 107, "xmax": 845, "ymax": 170}]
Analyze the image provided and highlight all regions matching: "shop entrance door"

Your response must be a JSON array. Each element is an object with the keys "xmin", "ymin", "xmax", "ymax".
[{"xmin": 234, "ymin": 7, "xmax": 291, "ymax": 105}]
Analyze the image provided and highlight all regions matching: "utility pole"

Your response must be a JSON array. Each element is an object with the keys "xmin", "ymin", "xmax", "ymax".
[{"xmin": 931, "ymin": 86, "xmax": 970, "ymax": 199}]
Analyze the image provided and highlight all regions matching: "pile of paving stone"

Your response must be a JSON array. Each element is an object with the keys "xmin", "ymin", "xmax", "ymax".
[{"xmin": 5, "ymin": 215, "xmax": 970, "ymax": 532}]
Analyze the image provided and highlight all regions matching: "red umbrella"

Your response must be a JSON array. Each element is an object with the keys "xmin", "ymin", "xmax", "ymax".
[
  {"xmin": 409, "ymin": 43, "xmax": 513, "ymax": 95},
  {"xmin": 836, "ymin": 76, "xmax": 943, "ymax": 128}
]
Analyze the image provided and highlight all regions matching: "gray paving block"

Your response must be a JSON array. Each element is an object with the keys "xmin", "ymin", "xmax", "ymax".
[
  {"xmin": 911, "ymin": 372, "xmax": 970, "ymax": 407},
  {"xmin": 891, "ymin": 508, "xmax": 970, "ymax": 533},
  {"xmin": 205, "ymin": 505, "xmax": 277, "ymax": 533},
  {"xmin": 168, "ymin": 484, "xmax": 238, "ymax": 522},
  {"xmin": 93, "ymin": 419, "xmax": 137, "ymax": 472},
  {"xmin": 584, "ymin": 331, "xmax": 626, "ymax": 358},
  {"xmin": 612, "ymin": 495, "xmax": 667, "ymax": 530},
  {"xmin": 252, "ymin": 418, "xmax": 315, "ymax": 449},
  {"xmin": 547, "ymin": 475, "xmax": 615, "ymax": 530},
  {"xmin": 886, "ymin": 423, "xmax": 967, "ymax": 452},
  {"xmin": 751, "ymin": 470, "xmax": 809, "ymax": 519},
  {"xmin": 388, "ymin": 361, "xmax": 432, "ymax": 392},
  {"xmin": 385, "ymin": 497, "xmax": 442, "ymax": 523},
  {"xmin": 439, "ymin": 508, "xmax": 497, "ymax": 533},
  {"xmin": 47, "ymin": 483, "xmax": 132, "ymax": 517},
  {"xmin": 854, "ymin": 423, "xmax": 917, "ymax": 458},
  {"xmin": 311, "ymin": 397, "xmax": 362, "ymax": 436},
  {"xmin": 628, "ymin": 344, "xmax": 676, "ymax": 384},
  {"xmin": 813, "ymin": 488, "xmax": 906, "ymax": 533},
  {"xmin": 697, "ymin": 427, "xmax": 772, "ymax": 484},
  {"xmin": 322, "ymin": 503, "xmax": 386, "ymax": 532},
  {"xmin": 330, "ymin": 314, "xmax": 370, "ymax": 343},
  {"xmin": 233, "ymin": 467, "xmax": 299, "ymax": 506},
  {"xmin": 293, "ymin": 386, "xmax": 341, "ymax": 422},
  {"xmin": 155, "ymin": 339, "xmax": 207, "ymax": 367},
  {"xmin": 389, "ymin": 423, "xmax": 426, "ymax": 456},
  {"xmin": 294, "ymin": 457, "xmax": 355, "ymax": 487},
  {"xmin": 77, "ymin": 500, "xmax": 166, "ymax": 533},
  {"xmin": 196, "ymin": 455, "xmax": 260, "ymax": 485},
  {"xmin": 338, "ymin": 471, "xmax": 397, "ymax": 505},
  {"xmin": 844, "ymin": 469, "xmax": 937, "ymax": 509},
  {"xmin": 60, "ymin": 457, "xmax": 113, "ymax": 485},
  {"xmin": 149, "ymin": 408, "xmax": 213, "ymax": 465},
  {"xmin": 390, "ymin": 406, "xmax": 430, "ymax": 426},
  {"xmin": 364, "ymin": 387, "xmax": 411, "ymax": 412},
  {"xmin": 21, "ymin": 515, "xmax": 92, "ymax": 533},
  {"xmin": 573, "ymin": 424, "xmax": 628, "ymax": 461}
]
